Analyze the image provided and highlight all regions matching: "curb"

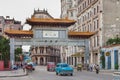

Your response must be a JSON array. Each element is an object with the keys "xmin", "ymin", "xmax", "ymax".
[{"xmin": 0, "ymin": 73, "xmax": 27, "ymax": 78}]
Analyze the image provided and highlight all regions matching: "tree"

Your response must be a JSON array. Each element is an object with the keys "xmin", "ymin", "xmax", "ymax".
[
  {"xmin": 106, "ymin": 38, "xmax": 114, "ymax": 45},
  {"xmin": 0, "ymin": 36, "xmax": 10, "ymax": 61},
  {"xmin": 100, "ymin": 55, "xmax": 105, "ymax": 69},
  {"xmin": 0, "ymin": 36, "xmax": 10, "ymax": 68},
  {"xmin": 114, "ymin": 35, "xmax": 120, "ymax": 44},
  {"xmin": 15, "ymin": 48, "xmax": 23, "ymax": 61},
  {"xmin": 106, "ymin": 36, "xmax": 120, "ymax": 45}
]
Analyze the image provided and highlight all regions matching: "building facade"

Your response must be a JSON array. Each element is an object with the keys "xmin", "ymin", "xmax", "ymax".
[
  {"xmin": 61, "ymin": 0, "xmax": 120, "ymax": 67},
  {"xmin": 101, "ymin": 44, "xmax": 120, "ymax": 70},
  {"xmin": 0, "ymin": 16, "xmax": 22, "ymax": 37},
  {"xmin": 30, "ymin": 46, "xmax": 60, "ymax": 65},
  {"xmin": 0, "ymin": 16, "xmax": 5, "ymax": 35},
  {"xmin": 61, "ymin": 0, "xmax": 85, "ymax": 67}
]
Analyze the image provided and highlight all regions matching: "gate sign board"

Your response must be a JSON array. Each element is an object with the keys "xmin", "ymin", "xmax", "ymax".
[
  {"xmin": 5, "ymin": 9, "xmax": 95, "ymax": 67},
  {"xmin": 43, "ymin": 30, "xmax": 59, "ymax": 38}
]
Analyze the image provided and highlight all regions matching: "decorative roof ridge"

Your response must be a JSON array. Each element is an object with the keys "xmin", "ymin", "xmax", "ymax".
[
  {"xmin": 33, "ymin": 9, "xmax": 53, "ymax": 19},
  {"xmin": 68, "ymin": 31, "xmax": 95, "ymax": 34},
  {"xmin": 5, "ymin": 29, "xmax": 31, "ymax": 32},
  {"xmin": 27, "ymin": 17, "xmax": 76, "ymax": 22}
]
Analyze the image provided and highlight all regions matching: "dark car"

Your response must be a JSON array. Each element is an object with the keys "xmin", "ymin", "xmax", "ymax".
[
  {"xmin": 47, "ymin": 62, "xmax": 55, "ymax": 71},
  {"xmin": 55, "ymin": 63, "xmax": 74, "ymax": 76}
]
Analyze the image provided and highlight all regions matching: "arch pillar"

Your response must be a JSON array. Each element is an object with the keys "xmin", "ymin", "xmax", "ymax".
[
  {"xmin": 44, "ymin": 46, "xmax": 46, "ymax": 54},
  {"xmin": 43, "ymin": 57, "xmax": 46, "ymax": 65},
  {"xmin": 37, "ymin": 46, "xmax": 40, "ymax": 54},
  {"xmin": 37, "ymin": 57, "xmax": 40, "ymax": 65},
  {"xmin": 33, "ymin": 47, "xmax": 36, "ymax": 54},
  {"xmin": 90, "ymin": 52, "xmax": 93, "ymax": 64},
  {"xmin": 10, "ymin": 38, "xmax": 15, "ymax": 68}
]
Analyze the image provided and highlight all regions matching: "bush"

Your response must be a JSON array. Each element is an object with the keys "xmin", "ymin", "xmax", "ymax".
[
  {"xmin": 100, "ymin": 55, "xmax": 105, "ymax": 69},
  {"xmin": 115, "ymin": 64, "xmax": 119, "ymax": 70}
]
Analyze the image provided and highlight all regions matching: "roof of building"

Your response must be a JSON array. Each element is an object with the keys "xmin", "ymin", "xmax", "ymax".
[
  {"xmin": 27, "ymin": 17, "xmax": 75, "ymax": 23},
  {"xmin": 68, "ymin": 31, "xmax": 95, "ymax": 38},
  {"xmin": 5, "ymin": 30, "xmax": 32, "ymax": 35},
  {"xmin": 103, "ymin": 44, "xmax": 120, "ymax": 48},
  {"xmin": 5, "ymin": 30, "xmax": 95, "ymax": 38},
  {"xmin": 5, "ymin": 30, "xmax": 33, "ymax": 38},
  {"xmin": 26, "ymin": 9, "xmax": 76, "ymax": 27},
  {"xmin": 68, "ymin": 31, "xmax": 95, "ymax": 36}
]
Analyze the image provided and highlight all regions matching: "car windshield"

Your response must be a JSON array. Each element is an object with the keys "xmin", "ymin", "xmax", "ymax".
[{"xmin": 61, "ymin": 64, "xmax": 68, "ymax": 67}]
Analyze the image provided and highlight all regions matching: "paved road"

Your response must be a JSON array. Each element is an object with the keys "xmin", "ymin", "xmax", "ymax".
[{"xmin": 0, "ymin": 66, "xmax": 114, "ymax": 80}]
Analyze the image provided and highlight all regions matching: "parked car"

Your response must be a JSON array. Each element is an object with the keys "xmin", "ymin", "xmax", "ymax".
[
  {"xmin": 47, "ymin": 62, "xmax": 55, "ymax": 71},
  {"xmin": 55, "ymin": 63, "xmax": 73, "ymax": 76},
  {"xmin": 77, "ymin": 63, "xmax": 82, "ymax": 71}
]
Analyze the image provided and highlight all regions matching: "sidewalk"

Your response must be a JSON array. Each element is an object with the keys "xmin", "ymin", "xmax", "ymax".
[
  {"xmin": 0, "ymin": 69, "xmax": 27, "ymax": 77},
  {"xmin": 74, "ymin": 67, "xmax": 120, "ymax": 74}
]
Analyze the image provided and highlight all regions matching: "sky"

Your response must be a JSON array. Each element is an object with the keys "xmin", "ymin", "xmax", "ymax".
[
  {"xmin": 0, "ymin": 0, "xmax": 61, "ymax": 52},
  {"xmin": 0, "ymin": 0, "xmax": 61, "ymax": 25}
]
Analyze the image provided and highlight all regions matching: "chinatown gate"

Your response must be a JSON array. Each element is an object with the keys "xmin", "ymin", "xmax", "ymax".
[{"xmin": 5, "ymin": 10, "xmax": 95, "ymax": 67}]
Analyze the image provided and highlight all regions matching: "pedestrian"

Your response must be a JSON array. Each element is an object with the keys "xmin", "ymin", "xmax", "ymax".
[
  {"xmin": 86, "ymin": 64, "xmax": 89, "ymax": 71},
  {"xmin": 95, "ymin": 64, "xmax": 99, "ymax": 74},
  {"xmin": 90, "ymin": 64, "xmax": 93, "ymax": 72},
  {"xmin": 23, "ymin": 63, "xmax": 27, "ymax": 72}
]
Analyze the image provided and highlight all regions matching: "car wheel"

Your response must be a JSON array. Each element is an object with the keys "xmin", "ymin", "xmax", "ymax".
[
  {"xmin": 58, "ymin": 73, "xmax": 61, "ymax": 76},
  {"xmin": 56, "ymin": 72, "xmax": 58, "ymax": 75},
  {"xmin": 70, "ymin": 73, "xmax": 73, "ymax": 76}
]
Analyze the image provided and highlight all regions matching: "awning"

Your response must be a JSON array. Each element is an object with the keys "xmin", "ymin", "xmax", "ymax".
[{"xmin": 71, "ymin": 52, "xmax": 84, "ymax": 57}]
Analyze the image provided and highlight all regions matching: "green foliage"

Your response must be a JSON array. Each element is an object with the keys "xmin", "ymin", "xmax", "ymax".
[
  {"xmin": 0, "ymin": 36, "xmax": 10, "ymax": 61},
  {"xmin": 106, "ymin": 37, "xmax": 120, "ymax": 45},
  {"xmin": 15, "ymin": 48, "xmax": 23, "ymax": 61},
  {"xmin": 115, "ymin": 64, "xmax": 119, "ymax": 70},
  {"xmin": 100, "ymin": 55, "xmax": 105, "ymax": 69}
]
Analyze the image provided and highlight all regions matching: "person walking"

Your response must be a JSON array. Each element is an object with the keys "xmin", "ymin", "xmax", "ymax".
[
  {"xmin": 95, "ymin": 64, "xmax": 99, "ymax": 74},
  {"xmin": 90, "ymin": 64, "xmax": 93, "ymax": 72}
]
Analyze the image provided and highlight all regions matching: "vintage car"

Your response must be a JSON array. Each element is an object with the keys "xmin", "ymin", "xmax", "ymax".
[
  {"xmin": 47, "ymin": 62, "xmax": 55, "ymax": 71},
  {"xmin": 55, "ymin": 63, "xmax": 73, "ymax": 76}
]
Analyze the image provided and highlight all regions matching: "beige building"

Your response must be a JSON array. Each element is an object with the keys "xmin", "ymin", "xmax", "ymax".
[
  {"xmin": 61, "ymin": 0, "xmax": 120, "ymax": 65},
  {"xmin": 0, "ymin": 16, "xmax": 5, "ymax": 35},
  {"xmin": 0, "ymin": 16, "xmax": 22, "ymax": 37}
]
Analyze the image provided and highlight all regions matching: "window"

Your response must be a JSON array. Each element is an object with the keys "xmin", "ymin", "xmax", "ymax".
[
  {"xmin": 56, "ymin": 64, "xmax": 60, "ymax": 67},
  {"xmin": 94, "ymin": 37, "xmax": 96, "ymax": 47},
  {"xmin": 97, "ymin": 36, "xmax": 99, "ymax": 46},
  {"xmin": 94, "ymin": 21, "xmax": 96, "ymax": 30},
  {"xmin": 97, "ymin": 19, "xmax": 99, "ymax": 29},
  {"xmin": 62, "ymin": 64, "xmax": 68, "ymax": 67},
  {"xmin": 88, "ymin": 0, "xmax": 90, "ymax": 5},
  {"xmin": 70, "ymin": 12, "xmax": 73, "ymax": 17},
  {"xmin": 97, "ymin": 6, "xmax": 99, "ymax": 13},
  {"xmin": 85, "ymin": 1, "xmax": 86, "ymax": 8},
  {"xmin": 94, "ymin": 8, "xmax": 96, "ymax": 15},
  {"xmin": 68, "ymin": 0, "xmax": 71, "ymax": 2}
]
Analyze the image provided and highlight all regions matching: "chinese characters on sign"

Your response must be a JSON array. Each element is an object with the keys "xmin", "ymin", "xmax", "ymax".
[{"xmin": 43, "ymin": 31, "xmax": 58, "ymax": 38}]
